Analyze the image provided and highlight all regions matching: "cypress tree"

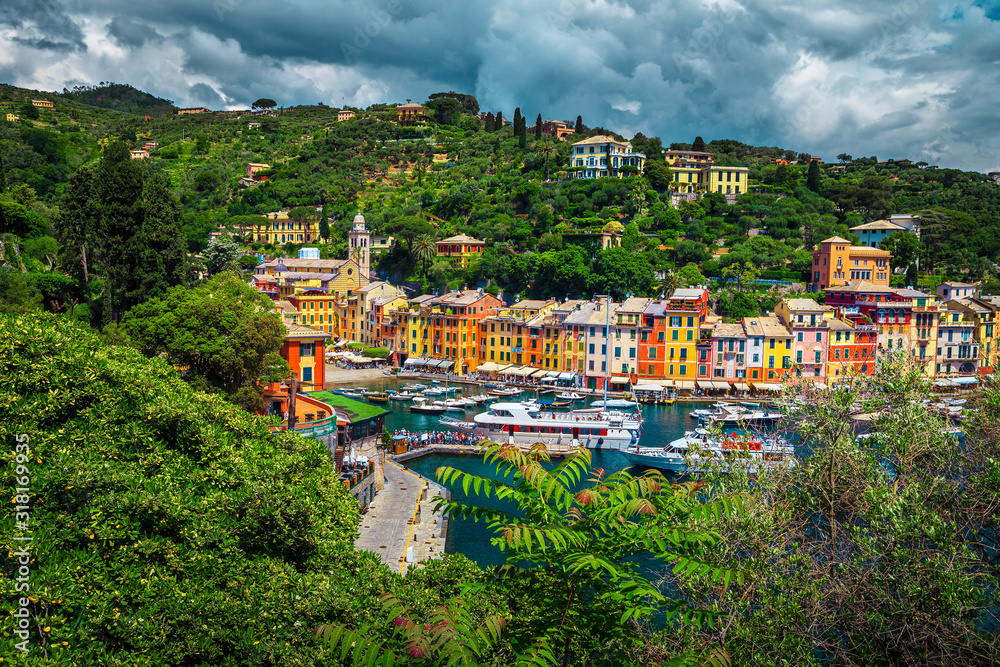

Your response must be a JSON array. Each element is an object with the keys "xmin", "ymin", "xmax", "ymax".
[
  {"xmin": 692, "ymin": 136, "xmax": 706, "ymax": 151},
  {"xmin": 94, "ymin": 141, "xmax": 144, "ymax": 324},
  {"xmin": 484, "ymin": 112, "xmax": 495, "ymax": 131},
  {"xmin": 535, "ymin": 113, "xmax": 543, "ymax": 140},
  {"xmin": 494, "ymin": 113, "xmax": 504, "ymax": 132},
  {"xmin": 806, "ymin": 159, "xmax": 822, "ymax": 192},
  {"xmin": 513, "ymin": 107, "xmax": 522, "ymax": 134},
  {"xmin": 131, "ymin": 172, "xmax": 190, "ymax": 305},
  {"xmin": 576, "ymin": 115, "xmax": 584, "ymax": 133}
]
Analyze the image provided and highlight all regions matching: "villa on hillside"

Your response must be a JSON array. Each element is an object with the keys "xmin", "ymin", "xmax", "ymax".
[
  {"xmin": 435, "ymin": 234, "xmax": 485, "ymax": 268},
  {"xmin": 570, "ymin": 135, "xmax": 646, "ymax": 179}
]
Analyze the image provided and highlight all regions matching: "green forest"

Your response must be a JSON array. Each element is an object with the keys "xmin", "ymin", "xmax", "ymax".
[
  {"xmin": 2, "ymin": 82, "xmax": 999, "ymax": 325},
  {"xmin": 2, "ymin": 82, "xmax": 1000, "ymax": 666}
]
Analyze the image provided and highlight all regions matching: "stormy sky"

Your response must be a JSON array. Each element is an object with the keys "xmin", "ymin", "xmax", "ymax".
[{"xmin": 2, "ymin": 0, "xmax": 999, "ymax": 172}]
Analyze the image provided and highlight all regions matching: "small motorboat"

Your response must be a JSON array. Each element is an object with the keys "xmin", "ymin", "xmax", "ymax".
[
  {"xmin": 409, "ymin": 402, "xmax": 448, "ymax": 414},
  {"xmin": 389, "ymin": 392, "xmax": 417, "ymax": 401},
  {"xmin": 366, "ymin": 391, "xmax": 389, "ymax": 403},
  {"xmin": 556, "ymin": 392, "xmax": 583, "ymax": 401},
  {"xmin": 488, "ymin": 387, "xmax": 521, "ymax": 397}
]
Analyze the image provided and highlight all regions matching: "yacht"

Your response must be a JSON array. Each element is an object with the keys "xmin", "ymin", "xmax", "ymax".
[
  {"xmin": 590, "ymin": 398, "xmax": 638, "ymax": 408},
  {"xmin": 705, "ymin": 404, "xmax": 782, "ymax": 426},
  {"xmin": 488, "ymin": 386, "xmax": 522, "ymax": 397},
  {"xmin": 439, "ymin": 401, "xmax": 642, "ymax": 449},
  {"xmin": 620, "ymin": 428, "xmax": 796, "ymax": 474}
]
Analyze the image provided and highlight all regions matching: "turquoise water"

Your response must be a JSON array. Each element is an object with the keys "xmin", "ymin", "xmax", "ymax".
[{"xmin": 335, "ymin": 377, "xmax": 713, "ymax": 567}]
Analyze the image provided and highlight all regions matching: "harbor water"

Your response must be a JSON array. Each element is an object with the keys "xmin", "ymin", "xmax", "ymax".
[{"xmin": 332, "ymin": 377, "xmax": 716, "ymax": 567}]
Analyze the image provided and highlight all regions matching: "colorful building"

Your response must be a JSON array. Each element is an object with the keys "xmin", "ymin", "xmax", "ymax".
[
  {"xmin": 278, "ymin": 319, "xmax": 329, "ymax": 388},
  {"xmin": 435, "ymin": 234, "xmax": 486, "ymax": 268},
  {"xmin": 570, "ymin": 135, "xmax": 646, "ymax": 179},
  {"xmin": 398, "ymin": 290, "xmax": 503, "ymax": 375},
  {"xmin": 776, "ymin": 299, "xmax": 834, "ymax": 381},
  {"xmin": 891, "ymin": 288, "xmax": 942, "ymax": 375},
  {"xmin": 811, "ymin": 237, "xmax": 892, "ymax": 290},
  {"xmin": 849, "ymin": 219, "xmax": 908, "ymax": 248},
  {"xmin": 252, "ymin": 209, "xmax": 324, "ymax": 245},
  {"xmin": 396, "ymin": 102, "xmax": 427, "ymax": 125},
  {"xmin": 935, "ymin": 309, "xmax": 980, "ymax": 378},
  {"xmin": 946, "ymin": 297, "xmax": 997, "ymax": 374}
]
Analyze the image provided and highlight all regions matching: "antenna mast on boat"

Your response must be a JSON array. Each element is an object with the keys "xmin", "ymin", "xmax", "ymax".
[{"xmin": 594, "ymin": 294, "xmax": 611, "ymax": 405}]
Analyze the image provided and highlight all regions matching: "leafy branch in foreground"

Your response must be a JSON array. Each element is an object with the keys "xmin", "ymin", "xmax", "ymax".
[
  {"xmin": 316, "ymin": 590, "xmax": 506, "ymax": 666},
  {"xmin": 435, "ymin": 441, "xmax": 743, "ymax": 665}
]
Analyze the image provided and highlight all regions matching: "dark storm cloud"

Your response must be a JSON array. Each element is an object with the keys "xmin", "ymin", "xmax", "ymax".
[
  {"xmin": 3, "ymin": 0, "xmax": 999, "ymax": 171},
  {"xmin": 107, "ymin": 17, "xmax": 162, "ymax": 48},
  {"xmin": 1, "ymin": 0, "xmax": 85, "ymax": 51}
]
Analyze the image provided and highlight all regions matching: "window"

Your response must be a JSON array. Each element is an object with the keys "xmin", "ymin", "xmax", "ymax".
[
  {"xmin": 796, "ymin": 351, "xmax": 803, "ymax": 363},
  {"xmin": 302, "ymin": 366, "xmax": 312, "ymax": 383},
  {"xmin": 679, "ymin": 365, "xmax": 687, "ymax": 376},
  {"xmin": 700, "ymin": 365, "xmax": 708, "ymax": 376},
  {"xmin": 816, "ymin": 332, "xmax": 822, "ymax": 342},
  {"xmin": 797, "ymin": 332, "xmax": 803, "ymax": 342},
  {"xmin": 672, "ymin": 330, "xmax": 679, "ymax": 340}
]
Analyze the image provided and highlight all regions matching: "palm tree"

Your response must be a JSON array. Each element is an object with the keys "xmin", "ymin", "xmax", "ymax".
[
  {"xmin": 413, "ymin": 235, "xmax": 436, "ymax": 280},
  {"xmin": 659, "ymin": 271, "xmax": 680, "ymax": 298},
  {"xmin": 539, "ymin": 143, "xmax": 557, "ymax": 181}
]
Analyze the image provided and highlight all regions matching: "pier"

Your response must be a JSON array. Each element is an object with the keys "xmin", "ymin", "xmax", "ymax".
[{"xmin": 354, "ymin": 460, "xmax": 449, "ymax": 575}]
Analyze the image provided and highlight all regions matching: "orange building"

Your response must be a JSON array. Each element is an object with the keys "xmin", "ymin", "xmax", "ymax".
[
  {"xmin": 810, "ymin": 236, "xmax": 891, "ymax": 291},
  {"xmin": 827, "ymin": 318, "xmax": 877, "ymax": 379},
  {"xmin": 279, "ymin": 319, "xmax": 329, "ymax": 388},
  {"xmin": 435, "ymin": 234, "xmax": 486, "ymax": 268},
  {"xmin": 398, "ymin": 290, "xmax": 503, "ymax": 375}
]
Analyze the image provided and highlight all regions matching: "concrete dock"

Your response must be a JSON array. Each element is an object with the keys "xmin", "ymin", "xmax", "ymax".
[{"xmin": 354, "ymin": 460, "xmax": 449, "ymax": 576}]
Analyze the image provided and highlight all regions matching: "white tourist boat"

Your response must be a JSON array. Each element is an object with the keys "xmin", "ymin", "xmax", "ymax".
[
  {"xmin": 704, "ymin": 404, "xmax": 783, "ymax": 426},
  {"xmin": 620, "ymin": 428, "xmax": 796, "ymax": 474},
  {"xmin": 439, "ymin": 401, "xmax": 642, "ymax": 449},
  {"xmin": 590, "ymin": 398, "xmax": 638, "ymax": 408}
]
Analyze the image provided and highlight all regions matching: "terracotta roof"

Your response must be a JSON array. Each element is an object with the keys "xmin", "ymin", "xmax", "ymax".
[
  {"xmin": 713, "ymin": 323, "xmax": 745, "ymax": 338},
  {"xmin": 283, "ymin": 321, "xmax": 330, "ymax": 339},
  {"xmin": 572, "ymin": 135, "xmax": 630, "ymax": 146},
  {"xmin": 436, "ymin": 234, "xmax": 484, "ymax": 245},
  {"xmin": 828, "ymin": 318, "xmax": 855, "ymax": 331},
  {"xmin": 826, "ymin": 280, "xmax": 896, "ymax": 293},
  {"xmin": 759, "ymin": 315, "xmax": 791, "ymax": 337},
  {"xmin": 619, "ymin": 297, "xmax": 652, "ymax": 313},
  {"xmin": 849, "ymin": 220, "xmax": 907, "ymax": 232},
  {"xmin": 783, "ymin": 298, "xmax": 832, "ymax": 312},
  {"xmin": 276, "ymin": 301, "xmax": 298, "ymax": 315}
]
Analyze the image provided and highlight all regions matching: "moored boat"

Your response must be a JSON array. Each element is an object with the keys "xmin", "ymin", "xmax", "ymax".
[
  {"xmin": 620, "ymin": 428, "xmax": 795, "ymax": 474},
  {"xmin": 441, "ymin": 401, "xmax": 642, "ymax": 449}
]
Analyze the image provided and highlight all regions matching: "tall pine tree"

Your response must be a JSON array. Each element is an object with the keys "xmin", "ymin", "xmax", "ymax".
[
  {"xmin": 53, "ymin": 167, "xmax": 98, "ymax": 320},
  {"xmin": 94, "ymin": 141, "xmax": 145, "ymax": 325},
  {"xmin": 576, "ymin": 115, "xmax": 584, "ymax": 134},
  {"xmin": 535, "ymin": 113, "xmax": 543, "ymax": 140},
  {"xmin": 484, "ymin": 111, "xmax": 495, "ymax": 132},
  {"xmin": 131, "ymin": 172, "xmax": 190, "ymax": 306}
]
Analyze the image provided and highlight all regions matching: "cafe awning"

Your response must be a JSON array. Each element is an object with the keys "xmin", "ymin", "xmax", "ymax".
[
  {"xmin": 732, "ymin": 382, "xmax": 750, "ymax": 392},
  {"xmin": 404, "ymin": 357, "xmax": 427, "ymax": 366},
  {"xmin": 952, "ymin": 376, "xmax": 979, "ymax": 385},
  {"xmin": 558, "ymin": 372, "xmax": 576, "ymax": 380},
  {"xmin": 530, "ymin": 368, "xmax": 549, "ymax": 378},
  {"xmin": 753, "ymin": 382, "xmax": 784, "ymax": 392},
  {"xmin": 609, "ymin": 375, "xmax": 631, "ymax": 385},
  {"xmin": 633, "ymin": 383, "xmax": 663, "ymax": 392},
  {"xmin": 675, "ymin": 380, "xmax": 695, "ymax": 390},
  {"xmin": 476, "ymin": 362, "xmax": 504, "ymax": 373},
  {"xmin": 546, "ymin": 371, "xmax": 561, "ymax": 378}
]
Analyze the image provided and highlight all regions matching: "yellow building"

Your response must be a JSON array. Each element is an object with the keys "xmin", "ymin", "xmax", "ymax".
[
  {"xmin": 948, "ymin": 297, "xmax": 999, "ymax": 374},
  {"xmin": 758, "ymin": 315, "xmax": 794, "ymax": 383},
  {"xmin": 5, "ymin": 113, "xmax": 18, "ymax": 122},
  {"xmin": 395, "ymin": 290, "xmax": 503, "ymax": 375},
  {"xmin": 397, "ymin": 102, "xmax": 427, "ymax": 125},
  {"xmin": 570, "ymin": 135, "xmax": 646, "ymax": 179},
  {"xmin": 349, "ymin": 281, "xmax": 406, "ymax": 345},
  {"xmin": 31, "ymin": 100, "xmax": 53, "ymax": 109},
  {"xmin": 661, "ymin": 288, "xmax": 709, "ymax": 388},
  {"xmin": 435, "ymin": 234, "xmax": 485, "ymax": 268},
  {"xmin": 255, "ymin": 258, "xmax": 369, "ymax": 300},
  {"xmin": 253, "ymin": 210, "xmax": 324, "ymax": 245},
  {"xmin": 891, "ymin": 288, "xmax": 942, "ymax": 375},
  {"xmin": 702, "ymin": 165, "xmax": 750, "ymax": 197}
]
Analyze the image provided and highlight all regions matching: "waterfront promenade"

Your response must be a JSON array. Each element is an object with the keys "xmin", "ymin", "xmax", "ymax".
[{"xmin": 354, "ymin": 460, "xmax": 448, "ymax": 575}]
